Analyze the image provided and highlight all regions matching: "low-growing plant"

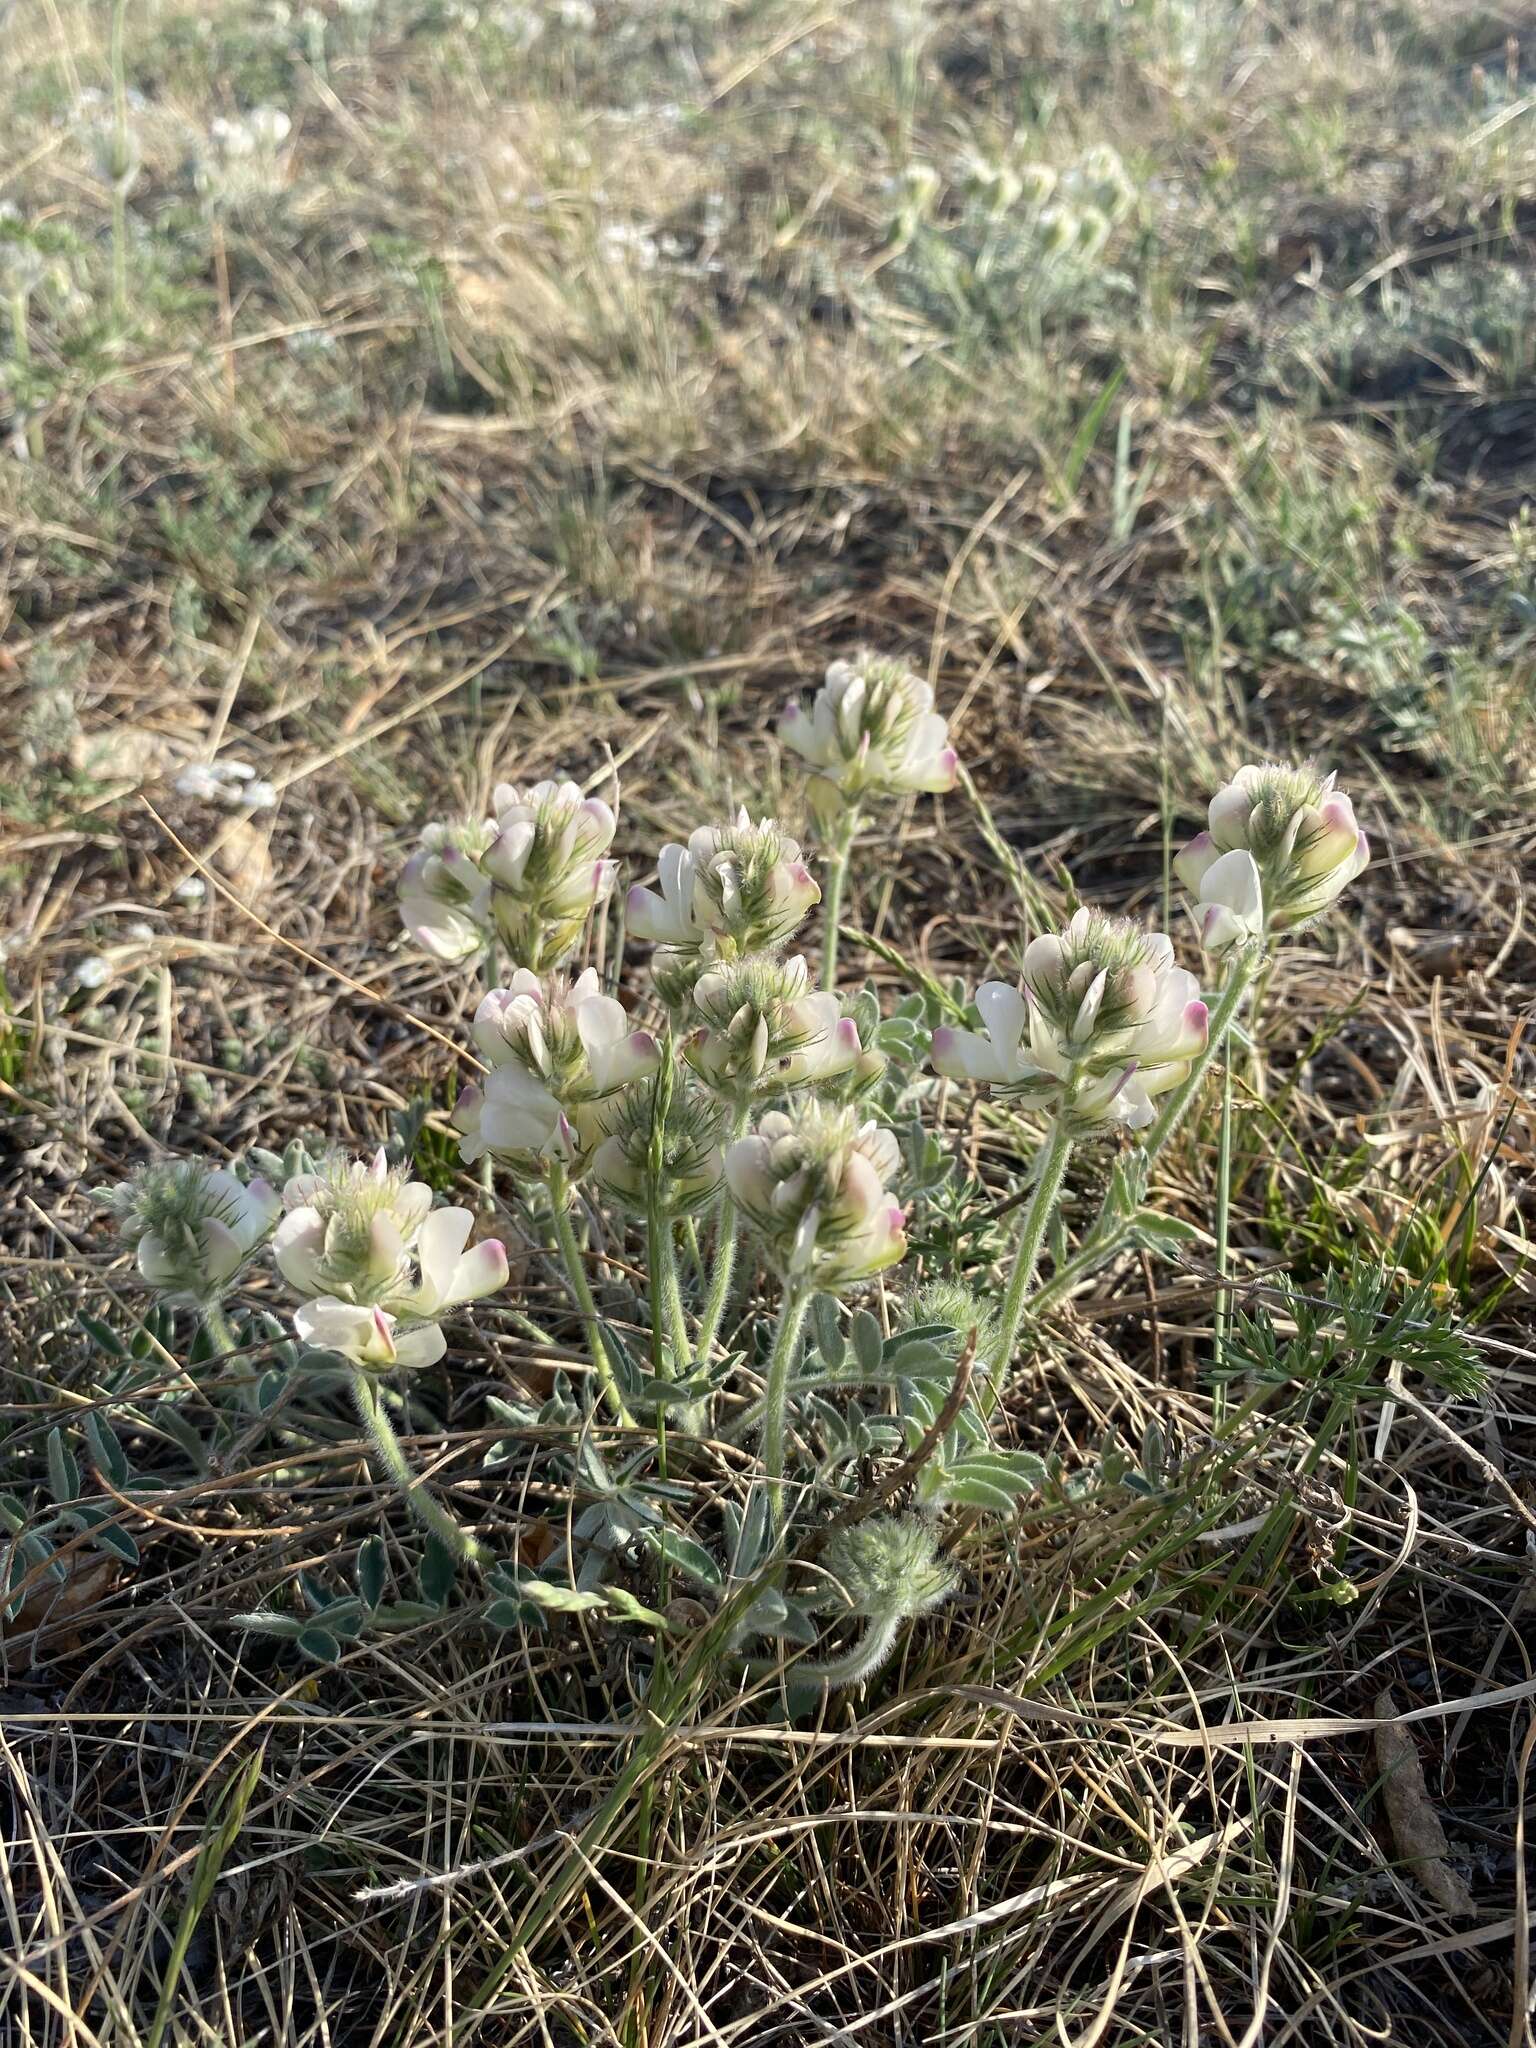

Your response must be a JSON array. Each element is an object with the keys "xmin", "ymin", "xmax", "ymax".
[{"xmin": 69, "ymin": 649, "xmax": 1379, "ymax": 1703}]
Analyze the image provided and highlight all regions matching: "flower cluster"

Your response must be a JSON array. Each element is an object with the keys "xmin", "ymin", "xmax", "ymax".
[
  {"xmin": 100, "ymin": 1162, "xmax": 279, "ymax": 1305},
  {"xmin": 933, "ymin": 910, "xmax": 1208, "ymax": 1131},
  {"xmin": 399, "ymin": 778, "xmax": 617, "ymax": 970},
  {"xmin": 274, "ymin": 1151, "xmax": 507, "ymax": 1369},
  {"xmin": 780, "ymin": 653, "xmax": 959, "ymax": 815},
  {"xmin": 100, "ymin": 1148, "xmax": 507, "ymax": 1371},
  {"xmin": 482, "ymin": 778, "xmax": 618, "ymax": 966},
  {"xmin": 685, "ymin": 952, "xmax": 874, "ymax": 1101},
  {"xmin": 452, "ymin": 968, "xmax": 659, "ymax": 1172},
  {"xmin": 725, "ymin": 1102, "xmax": 907, "ymax": 1288},
  {"xmin": 1174, "ymin": 764, "xmax": 1369, "ymax": 956},
  {"xmin": 626, "ymin": 810, "xmax": 820, "ymax": 1000}
]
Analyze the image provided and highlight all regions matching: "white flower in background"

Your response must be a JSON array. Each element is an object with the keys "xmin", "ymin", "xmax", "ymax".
[
  {"xmin": 100, "ymin": 1160, "xmax": 280, "ymax": 1303},
  {"xmin": 725, "ymin": 1102, "xmax": 907, "ymax": 1288},
  {"xmin": 397, "ymin": 819, "xmax": 494, "ymax": 962},
  {"xmin": 779, "ymin": 653, "xmax": 959, "ymax": 811},
  {"xmin": 627, "ymin": 812, "xmax": 821, "ymax": 992},
  {"xmin": 175, "ymin": 759, "xmax": 277, "ymax": 811},
  {"xmin": 1175, "ymin": 764, "xmax": 1369, "ymax": 954},
  {"xmin": 592, "ymin": 1071, "xmax": 725, "ymax": 1215},
  {"xmin": 452, "ymin": 969, "xmax": 659, "ymax": 1170},
  {"xmin": 684, "ymin": 952, "xmax": 868, "ymax": 1098},
  {"xmin": 199, "ymin": 107, "xmax": 293, "ymax": 209},
  {"xmin": 932, "ymin": 910, "xmax": 1208, "ymax": 1131},
  {"xmin": 481, "ymin": 777, "xmax": 617, "ymax": 967},
  {"xmin": 275, "ymin": 1149, "xmax": 506, "ymax": 1329}
]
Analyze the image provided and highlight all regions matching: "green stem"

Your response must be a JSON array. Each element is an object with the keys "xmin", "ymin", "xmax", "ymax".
[
  {"xmin": 760, "ymin": 1283, "xmax": 812, "ymax": 1529},
  {"xmin": 351, "ymin": 1372, "xmax": 483, "ymax": 1566},
  {"xmin": 109, "ymin": 0, "xmax": 130, "ymax": 322},
  {"xmin": 754, "ymin": 1612, "xmax": 901, "ymax": 1693},
  {"xmin": 549, "ymin": 1165, "xmax": 634, "ymax": 1426},
  {"xmin": 992, "ymin": 1114, "xmax": 1076, "ymax": 1376},
  {"xmin": 200, "ymin": 1300, "xmax": 239, "ymax": 1358},
  {"xmin": 821, "ymin": 806, "xmax": 861, "ymax": 991},
  {"xmin": 695, "ymin": 1101, "xmax": 750, "ymax": 1364},
  {"xmin": 1212, "ymin": 1044, "xmax": 1235, "ymax": 1408},
  {"xmin": 647, "ymin": 1199, "xmax": 691, "ymax": 1378}
]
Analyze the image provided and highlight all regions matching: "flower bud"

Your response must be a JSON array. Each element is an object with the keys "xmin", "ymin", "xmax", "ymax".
[
  {"xmin": 99, "ymin": 1160, "xmax": 279, "ymax": 1304},
  {"xmin": 1174, "ymin": 763, "xmax": 1369, "ymax": 953},
  {"xmin": 820, "ymin": 1515, "xmax": 958, "ymax": 1623},
  {"xmin": 592, "ymin": 1069, "xmax": 725, "ymax": 1216},
  {"xmin": 481, "ymin": 778, "xmax": 618, "ymax": 967},
  {"xmin": 454, "ymin": 969, "xmax": 659, "ymax": 1172},
  {"xmin": 724, "ymin": 1103, "xmax": 906, "ymax": 1289},
  {"xmin": 932, "ymin": 909, "xmax": 1207, "ymax": 1132},
  {"xmin": 684, "ymin": 952, "xmax": 864, "ymax": 1099},
  {"xmin": 780, "ymin": 653, "xmax": 959, "ymax": 808}
]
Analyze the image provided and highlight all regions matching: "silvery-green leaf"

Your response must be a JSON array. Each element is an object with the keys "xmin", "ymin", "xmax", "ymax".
[
  {"xmin": 810, "ymin": 1294, "xmax": 845, "ymax": 1369},
  {"xmin": 357, "ymin": 1536, "xmax": 386, "ymax": 1610},
  {"xmin": 850, "ymin": 1310, "xmax": 883, "ymax": 1374},
  {"xmin": 46, "ymin": 1429, "xmax": 80, "ymax": 1507},
  {"xmin": 418, "ymin": 1538, "xmax": 457, "ymax": 1608},
  {"xmin": 638, "ymin": 1527, "xmax": 721, "ymax": 1586}
]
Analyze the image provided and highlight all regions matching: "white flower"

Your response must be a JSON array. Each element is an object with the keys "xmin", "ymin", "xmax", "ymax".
[
  {"xmin": 453, "ymin": 969, "xmax": 659, "ymax": 1170},
  {"xmin": 398, "ymin": 821, "xmax": 493, "ymax": 962},
  {"xmin": 932, "ymin": 912, "xmax": 1208, "ymax": 1130},
  {"xmin": 1180, "ymin": 848, "xmax": 1266, "ymax": 958},
  {"xmin": 626, "ymin": 812, "xmax": 820, "ymax": 978},
  {"xmin": 1175, "ymin": 764, "xmax": 1369, "ymax": 953},
  {"xmin": 725, "ymin": 1103, "xmax": 907, "ymax": 1288},
  {"xmin": 293, "ymin": 1299, "xmax": 447, "ymax": 1371},
  {"xmin": 101, "ymin": 1160, "xmax": 280, "ymax": 1303},
  {"xmin": 779, "ymin": 653, "xmax": 959, "ymax": 808},
  {"xmin": 684, "ymin": 952, "xmax": 867, "ymax": 1098},
  {"xmin": 275, "ymin": 1150, "xmax": 507, "ymax": 1327},
  {"xmin": 480, "ymin": 777, "xmax": 617, "ymax": 967},
  {"xmin": 175, "ymin": 759, "xmax": 276, "ymax": 810}
]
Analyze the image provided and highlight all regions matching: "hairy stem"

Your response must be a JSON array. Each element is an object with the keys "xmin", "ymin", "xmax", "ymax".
[
  {"xmin": 1212, "ymin": 1044, "xmax": 1235, "ymax": 1404},
  {"xmin": 821, "ymin": 806, "xmax": 862, "ymax": 991},
  {"xmin": 780, "ymin": 1612, "xmax": 901, "ymax": 1692},
  {"xmin": 647, "ymin": 1198, "xmax": 691, "ymax": 1378},
  {"xmin": 992, "ymin": 1114, "xmax": 1076, "ymax": 1376},
  {"xmin": 760, "ymin": 1284, "xmax": 812, "ymax": 1529},
  {"xmin": 351, "ymin": 1371, "xmax": 483, "ymax": 1566},
  {"xmin": 695, "ymin": 1102, "xmax": 750, "ymax": 1363},
  {"xmin": 549, "ymin": 1164, "xmax": 634, "ymax": 1426}
]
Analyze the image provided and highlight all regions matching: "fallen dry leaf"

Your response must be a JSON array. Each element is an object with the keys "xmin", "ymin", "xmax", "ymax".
[
  {"xmin": 210, "ymin": 815, "xmax": 273, "ymax": 901},
  {"xmin": 1374, "ymin": 1688, "xmax": 1478, "ymax": 1917},
  {"xmin": 4, "ymin": 1553, "xmax": 120, "ymax": 1657}
]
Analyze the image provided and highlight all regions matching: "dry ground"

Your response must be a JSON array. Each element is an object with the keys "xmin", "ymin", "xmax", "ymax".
[{"xmin": 2, "ymin": 0, "xmax": 1535, "ymax": 2043}]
